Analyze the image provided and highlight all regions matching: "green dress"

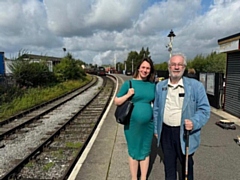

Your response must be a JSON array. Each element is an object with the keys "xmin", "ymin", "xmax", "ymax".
[{"xmin": 116, "ymin": 79, "xmax": 155, "ymax": 160}]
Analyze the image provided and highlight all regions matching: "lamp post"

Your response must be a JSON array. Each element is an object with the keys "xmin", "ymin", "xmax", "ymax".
[
  {"xmin": 167, "ymin": 29, "xmax": 176, "ymax": 58},
  {"xmin": 63, "ymin": 48, "xmax": 66, "ymax": 57}
]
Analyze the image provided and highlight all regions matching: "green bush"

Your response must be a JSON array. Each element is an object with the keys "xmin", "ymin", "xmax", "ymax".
[
  {"xmin": 0, "ymin": 76, "xmax": 92, "ymax": 121},
  {"xmin": 9, "ymin": 60, "xmax": 57, "ymax": 88}
]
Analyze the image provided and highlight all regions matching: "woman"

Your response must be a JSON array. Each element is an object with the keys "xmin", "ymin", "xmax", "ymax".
[{"xmin": 114, "ymin": 57, "xmax": 155, "ymax": 180}]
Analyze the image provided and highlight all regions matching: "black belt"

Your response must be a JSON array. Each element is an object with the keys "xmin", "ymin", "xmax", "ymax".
[{"xmin": 163, "ymin": 123, "xmax": 180, "ymax": 128}]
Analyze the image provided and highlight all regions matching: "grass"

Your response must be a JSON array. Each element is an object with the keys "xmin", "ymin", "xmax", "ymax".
[
  {"xmin": 0, "ymin": 75, "xmax": 92, "ymax": 121},
  {"xmin": 25, "ymin": 161, "xmax": 34, "ymax": 168},
  {"xmin": 52, "ymin": 149, "xmax": 64, "ymax": 159},
  {"xmin": 65, "ymin": 142, "xmax": 83, "ymax": 149},
  {"xmin": 43, "ymin": 162, "xmax": 55, "ymax": 171}
]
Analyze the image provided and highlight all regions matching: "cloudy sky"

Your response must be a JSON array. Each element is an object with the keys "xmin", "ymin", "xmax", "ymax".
[{"xmin": 0, "ymin": 0, "xmax": 239, "ymax": 66}]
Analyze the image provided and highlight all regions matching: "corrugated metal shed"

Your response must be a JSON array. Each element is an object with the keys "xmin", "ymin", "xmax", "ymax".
[{"xmin": 218, "ymin": 32, "xmax": 240, "ymax": 117}]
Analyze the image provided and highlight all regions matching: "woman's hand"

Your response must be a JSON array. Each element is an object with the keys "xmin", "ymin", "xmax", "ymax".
[
  {"xmin": 114, "ymin": 88, "xmax": 134, "ymax": 106},
  {"xmin": 127, "ymin": 88, "xmax": 134, "ymax": 98}
]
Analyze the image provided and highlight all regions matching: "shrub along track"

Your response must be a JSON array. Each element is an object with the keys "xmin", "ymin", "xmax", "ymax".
[
  {"xmin": 0, "ymin": 75, "xmax": 116, "ymax": 180},
  {"xmin": 0, "ymin": 76, "xmax": 97, "ymax": 141}
]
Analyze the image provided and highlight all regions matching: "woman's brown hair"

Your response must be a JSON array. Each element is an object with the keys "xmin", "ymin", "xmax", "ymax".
[{"xmin": 133, "ymin": 57, "xmax": 155, "ymax": 82}]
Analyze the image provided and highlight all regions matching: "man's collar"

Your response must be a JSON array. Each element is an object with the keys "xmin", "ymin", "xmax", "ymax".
[{"xmin": 168, "ymin": 78, "xmax": 184, "ymax": 88}]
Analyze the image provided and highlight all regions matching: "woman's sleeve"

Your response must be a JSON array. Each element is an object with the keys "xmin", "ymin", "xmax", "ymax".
[{"xmin": 116, "ymin": 81, "xmax": 129, "ymax": 97}]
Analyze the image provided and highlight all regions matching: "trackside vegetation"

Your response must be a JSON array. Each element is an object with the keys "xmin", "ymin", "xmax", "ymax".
[
  {"xmin": 0, "ymin": 76, "xmax": 92, "ymax": 121},
  {"xmin": 0, "ymin": 52, "xmax": 91, "ymax": 121}
]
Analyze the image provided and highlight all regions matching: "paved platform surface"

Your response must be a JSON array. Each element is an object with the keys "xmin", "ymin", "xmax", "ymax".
[{"xmin": 68, "ymin": 75, "xmax": 240, "ymax": 180}]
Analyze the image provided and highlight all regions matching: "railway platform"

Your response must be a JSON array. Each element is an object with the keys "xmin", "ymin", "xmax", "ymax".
[{"xmin": 67, "ymin": 77, "xmax": 240, "ymax": 180}]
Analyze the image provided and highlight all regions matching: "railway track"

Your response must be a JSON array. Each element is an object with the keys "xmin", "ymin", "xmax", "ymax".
[
  {"xmin": 0, "ymin": 75, "xmax": 117, "ymax": 180},
  {"xmin": 0, "ymin": 76, "xmax": 96, "ymax": 136}
]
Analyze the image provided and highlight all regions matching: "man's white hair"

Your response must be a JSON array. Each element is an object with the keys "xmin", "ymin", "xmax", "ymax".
[{"xmin": 168, "ymin": 53, "xmax": 187, "ymax": 66}]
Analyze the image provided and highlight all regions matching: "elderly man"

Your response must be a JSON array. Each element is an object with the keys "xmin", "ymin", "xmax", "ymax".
[{"xmin": 153, "ymin": 53, "xmax": 210, "ymax": 180}]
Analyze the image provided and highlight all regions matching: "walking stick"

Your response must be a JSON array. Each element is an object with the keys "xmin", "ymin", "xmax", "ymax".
[{"xmin": 185, "ymin": 130, "xmax": 190, "ymax": 180}]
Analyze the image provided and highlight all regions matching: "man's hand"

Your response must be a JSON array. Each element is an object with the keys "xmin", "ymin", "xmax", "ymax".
[{"xmin": 185, "ymin": 119, "xmax": 193, "ymax": 130}]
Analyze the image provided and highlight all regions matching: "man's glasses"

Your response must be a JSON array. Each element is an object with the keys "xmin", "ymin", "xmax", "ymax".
[{"xmin": 170, "ymin": 63, "xmax": 185, "ymax": 67}]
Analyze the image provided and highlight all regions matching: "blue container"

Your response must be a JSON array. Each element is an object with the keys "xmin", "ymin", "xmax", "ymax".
[{"xmin": 0, "ymin": 52, "xmax": 5, "ymax": 75}]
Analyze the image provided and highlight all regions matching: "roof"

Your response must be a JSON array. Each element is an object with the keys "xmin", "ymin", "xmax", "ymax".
[
  {"xmin": 21, "ymin": 54, "xmax": 62, "ymax": 62},
  {"xmin": 218, "ymin": 32, "xmax": 240, "ymax": 44}
]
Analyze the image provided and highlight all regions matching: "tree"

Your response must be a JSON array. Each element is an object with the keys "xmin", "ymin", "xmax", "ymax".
[
  {"xmin": 54, "ymin": 53, "xmax": 86, "ymax": 82},
  {"xmin": 187, "ymin": 52, "xmax": 226, "ymax": 73},
  {"xmin": 124, "ymin": 47, "xmax": 151, "ymax": 72},
  {"xmin": 154, "ymin": 52, "xmax": 226, "ymax": 73},
  {"xmin": 204, "ymin": 52, "xmax": 226, "ymax": 73},
  {"xmin": 187, "ymin": 54, "xmax": 207, "ymax": 72},
  {"xmin": 116, "ymin": 62, "xmax": 124, "ymax": 72},
  {"xmin": 154, "ymin": 62, "xmax": 168, "ymax": 70},
  {"xmin": 126, "ymin": 51, "xmax": 138, "ymax": 72}
]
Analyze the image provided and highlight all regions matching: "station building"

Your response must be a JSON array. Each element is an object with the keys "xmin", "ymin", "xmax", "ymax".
[
  {"xmin": 218, "ymin": 32, "xmax": 240, "ymax": 117},
  {"xmin": 3, "ymin": 54, "xmax": 61, "ymax": 76}
]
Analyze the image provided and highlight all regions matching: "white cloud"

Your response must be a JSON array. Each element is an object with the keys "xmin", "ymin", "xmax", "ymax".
[
  {"xmin": 0, "ymin": 0, "xmax": 239, "ymax": 65},
  {"xmin": 172, "ymin": 0, "xmax": 240, "ymax": 59},
  {"xmin": 44, "ymin": 0, "xmax": 144, "ymax": 36},
  {"xmin": 134, "ymin": 0, "xmax": 201, "ymax": 36},
  {"xmin": 0, "ymin": 0, "xmax": 62, "ymax": 54}
]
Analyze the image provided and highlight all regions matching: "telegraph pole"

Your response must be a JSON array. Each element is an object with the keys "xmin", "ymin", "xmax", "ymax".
[{"xmin": 132, "ymin": 59, "xmax": 133, "ymax": 74}]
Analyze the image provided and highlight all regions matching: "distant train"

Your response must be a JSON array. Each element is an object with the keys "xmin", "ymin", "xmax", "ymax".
[
  {"xmin": 84, "ymin": 66, "xmax": 106, "ymax": 76},
  {"xmin": 96, "ymin": 66, "xmax": 106, "ymax": 76}
]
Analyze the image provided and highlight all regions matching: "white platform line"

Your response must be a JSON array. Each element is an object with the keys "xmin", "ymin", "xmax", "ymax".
[{"xmin": 67, "ymin": 75, "xmax": 119, "ymax": 180}]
